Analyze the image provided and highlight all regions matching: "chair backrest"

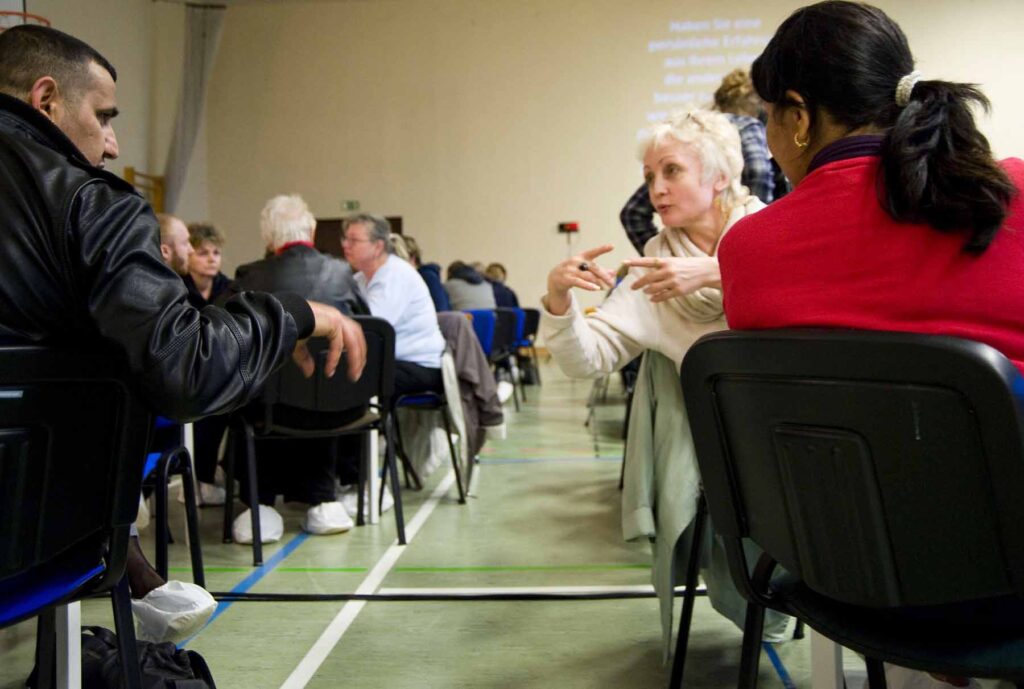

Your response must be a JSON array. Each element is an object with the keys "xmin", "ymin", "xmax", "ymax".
[
  {"xmin": 511, "ymin": 307, "xmax": 526, "ymax": 344},
  {"xmin": 521, "ymin": 308, "xmax": 540, "ymax": 342},
  {"xmin": 492, "ymin": 308, "xmax": 518, "ymax": 361},
  {"xmin": 258, "ymin": 315, "xmax": 396, "ymax": 418},
  {"xmin": 0, "ymin": 345, "xmax": 150, "ymax": 623},
  {"xmin": 464, "ymin": 309, "xmax": 496, "ymax": 357},
  {"xmin": 681, "ymin": 329, "xmax": 1024, "ymax": 609}
]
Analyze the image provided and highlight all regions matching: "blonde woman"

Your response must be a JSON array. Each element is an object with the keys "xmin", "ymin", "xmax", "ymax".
[{"xmin": 541, "ymin": 108, "xmax": 788, "ymax": 651}]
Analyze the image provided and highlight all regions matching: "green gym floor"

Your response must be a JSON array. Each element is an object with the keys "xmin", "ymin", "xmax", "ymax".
[{"xmin": 2, "ymin": 361, "xmax": 860, "ymax": 689}]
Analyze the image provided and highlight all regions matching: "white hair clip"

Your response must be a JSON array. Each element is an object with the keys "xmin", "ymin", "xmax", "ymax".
[{"xmin": 895, "ymin": 70, "xmax": 922, "ymax": 107}]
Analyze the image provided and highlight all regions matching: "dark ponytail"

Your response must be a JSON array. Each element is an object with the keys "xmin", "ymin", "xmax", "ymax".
[
  {"xmin": 752, "ymin": 1, "xmax": 1015, "ymax": 253},
  {"xmin": 882, "ymin": 81, "xmax": 1015, "ymax": 253}
]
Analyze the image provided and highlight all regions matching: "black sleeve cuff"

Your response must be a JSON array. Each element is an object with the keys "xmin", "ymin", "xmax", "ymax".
[{"xmin": 275, "ymin": 291, "xmax": 315, "ymax": 339}]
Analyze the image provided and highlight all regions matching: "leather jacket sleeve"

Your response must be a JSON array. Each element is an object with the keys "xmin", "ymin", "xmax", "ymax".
[{"xmin": 73, "ymin": 183, "xmax": 310, "ymax": 421}]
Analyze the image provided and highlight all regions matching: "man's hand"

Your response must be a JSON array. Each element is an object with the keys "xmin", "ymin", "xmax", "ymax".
[
  {"xmin": 543, "ymin": 244, "xmax": 617, "ymax": 316},
  {"xmin": 292, "ymin": 301, "xmax": 367, "ymax": 380},
  {"xmin": 622, "ymin": 255, "xmax": 721, "ymax": 303}
]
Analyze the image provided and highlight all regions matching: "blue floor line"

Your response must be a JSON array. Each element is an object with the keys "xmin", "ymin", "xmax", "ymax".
[
  {"xmin": 479, "ymin": 456, "xmax": 622, "ymax": 465},
  {"xmin": 763, "ymin": 642, "xmax": 797, "ymax": 689},
  {"xmin": 178, "ymin": 532, "xmax": 310, "ymax": 648}
]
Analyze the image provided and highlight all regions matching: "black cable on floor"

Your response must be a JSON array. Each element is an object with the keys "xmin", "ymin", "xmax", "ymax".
[{"xmin": 206, "ymin": 588, "xmax": 708, "ymax": 603}]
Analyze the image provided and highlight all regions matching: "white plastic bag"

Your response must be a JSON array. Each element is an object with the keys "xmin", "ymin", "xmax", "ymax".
[{"xmin": 131, "ymin": 580, "xmax": 217, "ymax": 643}]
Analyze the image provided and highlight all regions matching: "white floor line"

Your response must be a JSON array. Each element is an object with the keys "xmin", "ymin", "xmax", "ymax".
[
  {"xmin": 377, "ymin": 584, "xmax": 708, "ymax": 596},
  {"xmin": 279, "ymin": 471, "xmax": 456, "ymax": 689}
]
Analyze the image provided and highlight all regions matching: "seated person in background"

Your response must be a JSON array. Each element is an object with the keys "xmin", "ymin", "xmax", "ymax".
[
  {"xmin": 180, "ymin": 221, "xmax": 235, "ymax": 505},
  {"xmin": 157, "ymin": 212, "xmax": 193, "ymax": 277},
  {"xmin": 619, "ymin": 69, "xmax": 775, "ymax": 254},
  {"xmin": 484, "ymin": 262, "xmax": 520, "ymax": 308},
  {"xmin": 541, "ymin": 108, "xmax": 781, "ymax": 650},
  {"xmin": 184, "ymin": 221, "xmax": 233, "ymax": 309},
  {"xmin": 231, "ymin": 194, "xmax": 368, "ymax": 540},
  {"xmin": 445, "ymin": 260, "xmax": 497, "ymax": 310},
  {"xmin": 343, "ymin": 214, "xmax": 446, "ymax": 396},
  {"xmin": 403, "ymin": 235, "xmax": 451, "ymax": 312},
  {"xmin": 719, "ymin": 3, "xmax": 1024, "ymax": 682}
]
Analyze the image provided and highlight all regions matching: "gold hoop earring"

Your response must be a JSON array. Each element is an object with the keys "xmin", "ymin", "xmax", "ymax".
[{"xmin": 794, "ymin": 132, "xmax": 809, "ymax": 149}]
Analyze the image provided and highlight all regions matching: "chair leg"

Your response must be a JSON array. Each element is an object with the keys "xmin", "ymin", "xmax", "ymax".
[
  {"xmin": 383, "ymin": 414, "xmax": 407, "ymax": 545},
  {"xmin": 390, "ymin": 407, "xmax": 423, "ymax": 491},
  {"xmin": 529, "ymin": 344, "xmax": 542, "ymax": 385},
  {"xmin": 865, "ymin": 658, "xmax": 887, "ymax": 689},
  {"xmin": 508, "ymin": 357, "xmax": 521, "ymax": 412},
  {"xmin": 223, "ymin": 425, "xmax": 237, "ymax": 544},
  {"xmin": 355, "ymin": 434, "xmax": 367, "ymax": 528},
  {"xmin": 110, "ymin": 576, "xmax": 143, "ymax": 689},
  {"xmin": 176, "ymin": 450, "xmax": 206, "ymax": 587},
  {"xmin": 154, "ymin": 451, "xmax": 172, "ymax": 581},
  {"xmin": 669, "ymin": 496, "xmax": 708, "ymax": 689},
  {"xmin": 35, "ymin": 608, "xmax": 56, "ymax": 689},
  {"xmin": 439, "ymin": 404, "xmax": 466, "ymax": 503},
  {"xmin": 242, "ymin": 423, "xmax": 263, "ymax": 567},
  {"xmin": 738, "ymin": 601, "xmax": 766, "ymax": 689}
]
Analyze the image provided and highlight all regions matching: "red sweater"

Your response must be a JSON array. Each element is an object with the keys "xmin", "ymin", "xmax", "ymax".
[{"xmin": 719, "ymin": 156, "xmax": 1024, "ymax": 372}]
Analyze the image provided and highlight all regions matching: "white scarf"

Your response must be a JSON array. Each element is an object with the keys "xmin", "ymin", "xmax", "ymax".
[{"xmin": 644, "ymin": 196, "xmax": 763, "ymax": 323}]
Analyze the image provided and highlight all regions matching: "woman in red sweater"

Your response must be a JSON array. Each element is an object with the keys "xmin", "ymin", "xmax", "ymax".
[{"xmin": 718, "ymin": 1, "xmax": 1024, "ymax": 374}]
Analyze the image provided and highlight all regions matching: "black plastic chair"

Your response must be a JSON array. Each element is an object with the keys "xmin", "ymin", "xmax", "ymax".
[
  {"xmin": 519, "ymin": 307, "xmax": 542, "ymax": 386},
  {"xmin": 0, "ymin": 344, "xmax": 150, "ymax": 689},
  {"xmin": 223, "ymin": 316, "xmax": 405, "ymax": 566},
  {"xmin": 681, "ymin": 329, "xmax": 1024, "ymax": 689},
  {"xmin": 493, "ymin": 307, "xmax": 522, "ymax": 410}
]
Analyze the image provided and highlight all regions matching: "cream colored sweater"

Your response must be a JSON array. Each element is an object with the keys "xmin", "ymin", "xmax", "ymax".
[{"xmin": 541, "ymin": 197, "xmax": 764, "ymax": 377}]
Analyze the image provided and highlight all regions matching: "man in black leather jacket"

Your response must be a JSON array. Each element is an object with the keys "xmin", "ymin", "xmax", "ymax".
[{"xmin": 0, "ymin": 24, "xmax": 366, "ymax": 420}]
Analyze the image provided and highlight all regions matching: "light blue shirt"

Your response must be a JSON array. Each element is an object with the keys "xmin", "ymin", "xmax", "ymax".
[{"xmin": 355, "ymin": 254, "xmax": 445, "ymax": 368}]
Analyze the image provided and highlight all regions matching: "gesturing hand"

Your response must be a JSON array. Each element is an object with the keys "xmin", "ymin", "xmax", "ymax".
[
  {"xmin": 622, "ymin": 255, "xmax": 721, "ymax": 304},
  {"xmin": 292, "ymin": 301, "xmax": 367, "ymax": 380},
  {"xmin": 544, "ymin": 244, "xmax": 618, "ymax": 316}
]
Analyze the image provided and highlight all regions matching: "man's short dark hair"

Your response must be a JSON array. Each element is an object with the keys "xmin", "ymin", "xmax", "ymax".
[{"xmin": 0, "ymin": 25, "xmax": 117, "ymax": 103}]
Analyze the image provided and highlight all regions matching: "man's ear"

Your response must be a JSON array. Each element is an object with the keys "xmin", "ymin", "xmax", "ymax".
[
  {"xmin": 28, "ymin": 76, "xmax": 61, "ymax": 122},
  {"xmin": 159, "ymin": 243, "xmax": 172, "ymax": 264}
]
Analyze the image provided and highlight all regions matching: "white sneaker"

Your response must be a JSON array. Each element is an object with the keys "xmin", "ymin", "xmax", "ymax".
[
  {"xmin": 232, "ymin": 505, "xmax": 284, "ymax": 544},
  {"xmin": 177, "ymin": 481, "xmax": 226, "ymax": 506},
  {"xmin": 339, "ymin": 485, "xmax": 394, "ymax": 519},
  {"xmin": 302, "ymin": 501, "xmax": 353, "ymax": 535},
  {"xmin": 132, "ymin": 581, "xmax": 217, "ymax": 644},
  {"xmin": 496, "ymin": 381, "xmax": 514, "ymax": 404}
]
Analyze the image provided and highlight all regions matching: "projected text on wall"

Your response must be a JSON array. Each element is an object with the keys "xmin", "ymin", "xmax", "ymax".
[{"xmin": 645, "ymin": 17, "xmax": 768, "ymax": 124}]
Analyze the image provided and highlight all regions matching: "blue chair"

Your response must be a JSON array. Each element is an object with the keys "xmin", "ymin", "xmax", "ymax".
[
  {"xmin": 392, "ymin": 391, "xmax": 467, "ymax": 502},
  {"xmin": 464, "ymin": 309, "xmax": 496, "ymax": 357},
  {"xmin": 142, "ymin": 417, "xmax": 205, "ymax": 586},
  {"xmin": 0, "ymin": 344, "xmax": 149, "ymax": 689}
]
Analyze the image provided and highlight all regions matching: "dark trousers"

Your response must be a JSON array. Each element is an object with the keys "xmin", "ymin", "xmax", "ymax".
[
  {"xmin": 394, "ymin": 361, "xmax": 443, "ymax": 397},
  {"xmin": 192, "ymin": 415, "xmax": 228, "ymax": 484}
]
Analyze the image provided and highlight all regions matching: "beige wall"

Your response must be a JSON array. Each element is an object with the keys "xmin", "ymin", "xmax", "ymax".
[
  {"xmin": 22, "ymin": 1, "xmax": 1024, "ymax": 312},
  {"xmin": 205, "ymin": 0, "xmax": 1024, "ymax": 311}
]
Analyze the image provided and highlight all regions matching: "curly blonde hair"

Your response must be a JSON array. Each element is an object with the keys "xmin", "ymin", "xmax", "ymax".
[
  {"xmin": 713, "ymin": 68, "xmax": 761, "ymax": 118},
  {"xmin": 637, "ymin": 108, "xmax": 749, "ymax": 209}
]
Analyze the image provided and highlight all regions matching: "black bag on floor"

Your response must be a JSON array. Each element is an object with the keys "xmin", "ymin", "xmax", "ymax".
[{"xmin": 28, "ymin": 625, "xmax": 216, "ymax": 689}]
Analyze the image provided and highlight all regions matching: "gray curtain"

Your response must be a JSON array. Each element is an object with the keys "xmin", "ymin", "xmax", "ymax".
[{"xmin": 163, "ymin": 5, "xmax": 225, "ymax": 213}]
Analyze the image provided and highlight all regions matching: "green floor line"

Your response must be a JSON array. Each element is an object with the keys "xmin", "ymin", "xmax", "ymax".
[{"xmin": 393, "ymin": 564, "xmax": 649, "ymax": 573}]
